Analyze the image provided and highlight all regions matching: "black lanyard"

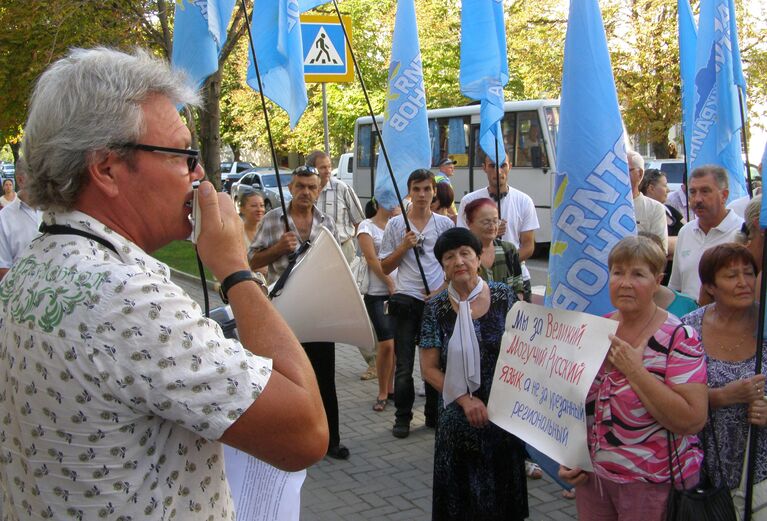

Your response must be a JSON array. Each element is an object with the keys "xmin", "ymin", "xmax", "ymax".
[{"xmin": 39, "ymin": 223, "xmax": 119, "ymax": 255}]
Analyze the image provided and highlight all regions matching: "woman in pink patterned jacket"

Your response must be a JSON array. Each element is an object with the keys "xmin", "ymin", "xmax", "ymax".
[{"xmin": 560, "ymin": 235, "xmax": 708, "ymax": 520}]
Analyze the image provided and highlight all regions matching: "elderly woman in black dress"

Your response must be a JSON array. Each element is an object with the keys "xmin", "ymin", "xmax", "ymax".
[{"xmin": 419, "ymin": 228, "xmax": 528, "ymax": 521}]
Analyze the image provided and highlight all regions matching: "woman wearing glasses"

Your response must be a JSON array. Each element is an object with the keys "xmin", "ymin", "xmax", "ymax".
[{"xmin": 464, "ymin": 198, "xmax": 524, "ymax": 302}]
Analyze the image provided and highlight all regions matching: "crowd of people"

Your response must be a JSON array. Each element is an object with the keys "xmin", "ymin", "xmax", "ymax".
[{"xmin": 1, "ymin": 45, "xmax": 766, "ymax": 521}]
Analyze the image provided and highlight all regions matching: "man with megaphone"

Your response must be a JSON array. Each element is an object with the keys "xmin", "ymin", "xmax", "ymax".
[{"xmin": 249, "ymin": 165, "xmax": 351, "ymax": 460}]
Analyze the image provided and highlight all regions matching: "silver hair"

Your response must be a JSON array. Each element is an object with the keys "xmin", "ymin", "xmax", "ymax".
[
  {"xmin": 22, "ymin": 47, "xmax": 200, "ymax": 211},
  {"xmin": 627, "ymin": 151, "xmax": 645, "ymax": 171},
  {"xmin": 739, "ymin": 194, "xmax": 762, "ymax": 242},
  {"xmin": 690, "ymin": 164, "xmax": 729, "ymax": 191}
]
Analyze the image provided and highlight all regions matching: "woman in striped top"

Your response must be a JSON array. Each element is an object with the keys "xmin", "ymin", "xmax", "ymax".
[{"xmin": 560, "ymin": 235, "xmax": 708, "ymax": 520}]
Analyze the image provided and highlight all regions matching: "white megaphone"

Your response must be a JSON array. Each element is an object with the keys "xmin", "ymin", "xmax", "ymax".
[{"xmin": 269, "ymin": 227, "xmax": 376, "ymax": 352}]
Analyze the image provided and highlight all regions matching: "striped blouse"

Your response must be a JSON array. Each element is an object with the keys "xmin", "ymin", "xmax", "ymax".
[{"xmin": 586, "ymin": 313, "xmax": 707, "ymax": 484}]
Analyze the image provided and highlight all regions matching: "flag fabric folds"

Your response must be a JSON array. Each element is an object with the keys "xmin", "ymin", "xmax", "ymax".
[
  {"xmin": 677, "ymin": 0, "xmax": 697, "ymax": 172},
  {"xmin": 545, "ymin": 0, "xmax": 636, "ymax": 315},
  {"xmin": 459, "ymin": 0, "xmax": 508, "ymax": 163},
  {"xmin": 171, "ymin": 0, "xmax": 236, "ymax": 90},
  {"xmin": 247, "ymin": 0, "xmax": 307, "ymax": 128},
  {"xmin": 373, "ymin": 0, "xmax": 431, "ymax": 210},
  {"xmin": 689, "ymin": 0, "xmax": 747, "ymax": 202}
]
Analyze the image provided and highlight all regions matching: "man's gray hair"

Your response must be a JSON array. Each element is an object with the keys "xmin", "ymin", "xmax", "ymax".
[
  {"xmin": 22, "ymin": 47, "xmax": 200, "ymax": 211},
  {"xmin": 305, "ymin": 150, "xmax": 330, "ymax": 167},
  {"xmin": 690, "ymin": 164, "xmax": 729, "ymax": 190},
  {"xmin": 627, "ymin": 151, "xmax": 645, "ymax": 171}
]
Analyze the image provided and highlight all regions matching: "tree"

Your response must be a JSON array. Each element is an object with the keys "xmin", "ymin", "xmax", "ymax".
[{"xmin": 0, "ymin": 0, "xmax": 146, "ymax": 160}]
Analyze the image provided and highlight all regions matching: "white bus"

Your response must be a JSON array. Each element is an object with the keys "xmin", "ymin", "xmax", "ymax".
[{"xmin": 353, "ymin": 99, "xmax": 560, "ymax": 245}]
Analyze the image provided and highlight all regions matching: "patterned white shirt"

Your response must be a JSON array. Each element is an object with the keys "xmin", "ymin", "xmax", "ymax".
[
  {"xmin": 0, "ymin": 210, "xmax": 272, "ymax": 520},
  {"xmin": 316, "ymin": 178, "xmax": 364, "ymax": 244}
]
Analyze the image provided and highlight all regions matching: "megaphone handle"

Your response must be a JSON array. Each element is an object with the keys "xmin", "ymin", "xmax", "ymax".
[{"xmin": 269, "ymin": 241, "xmax": 312, "ymax": 299}]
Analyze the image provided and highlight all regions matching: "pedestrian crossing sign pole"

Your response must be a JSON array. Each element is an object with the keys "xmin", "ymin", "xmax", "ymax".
[{"xmin": 301, "ymin": 14, "xmax": 353, "ymax": 83}]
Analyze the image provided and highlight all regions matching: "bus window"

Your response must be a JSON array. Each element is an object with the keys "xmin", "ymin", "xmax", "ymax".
[
  {"xmin": 473, "ymin": 112, "xmax": 516, "ymax": 166},
  {"xmin": 515, "ymin": 111, "xmax": 548, "ymax": 168},
  {"xmin": 356, "ymin": 124, "xmax": 373, "ymax": 168},
  {"xmin": 545, "ymin": 107, "xmax": 560, "ymax": 164},
  {"xmin": 430, "ymin": 116, "xmax": 470, "ymax": 166}
]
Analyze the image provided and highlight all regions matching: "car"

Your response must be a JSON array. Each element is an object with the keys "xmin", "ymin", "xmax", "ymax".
[
  {"xmin": 220, "ymin": 161, "xmax": 254, "ymax": 193},
  {"xmin": 230, "ymin": 168, "xmax": 294, "ymax": 211}
]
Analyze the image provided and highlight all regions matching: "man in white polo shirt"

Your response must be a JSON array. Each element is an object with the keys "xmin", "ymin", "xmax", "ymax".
[
  {"xmin": 456, "ymin": 154, "xmax": 539, "ymax": 301},
  {"xmin": 669, "ymin": 165, "xmax": 744, "ymax": 300},
  {"xmin": 628, "ymin": 151, "xmax": 668, "ymax": 253}
]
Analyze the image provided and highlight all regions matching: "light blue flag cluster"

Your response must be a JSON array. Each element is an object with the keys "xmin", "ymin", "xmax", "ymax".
[
  {"xmin": 373, "ymin": 0, "xmax": 431, "ymax": 210},
  {"xmin": 459, "ymin": 0, "xmax": 508, "ymax": 163},
  {"xmin": 171, "ymin": 0, "xmax": 236, "ymax": 90},
  {"xmin": 247, "ymin": 0, "xmax": 307, "ymax": 128},
  {"xmin": 545, "ymin": 0, "xmax": 636, "ymax": 315},
  {"xmin": 689, "ymin": 0, "xmax": 747, "ymax": 202},
  {"xmin": 677, "ymin": 0, "xmax": 697, "ymax": 172}
]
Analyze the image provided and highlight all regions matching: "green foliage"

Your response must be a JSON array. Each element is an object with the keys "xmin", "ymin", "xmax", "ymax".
[
  {"xmin": 0, "ymin": 0, "xmax": 147, "ymax": 147},
  {"xmin": 152, "ymin": 240, "xmax": 213, "ymax": 280}
]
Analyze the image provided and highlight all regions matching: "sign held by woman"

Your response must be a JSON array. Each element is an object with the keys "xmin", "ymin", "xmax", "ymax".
[{"xmin": 488, "ymin": 302, "xmax": 615, "ymax": 470}]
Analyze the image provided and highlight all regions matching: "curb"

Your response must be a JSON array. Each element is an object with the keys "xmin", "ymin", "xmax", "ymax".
[{"xmin": 168, "ymin": 266, "xmax": 218, "ymax": 292}]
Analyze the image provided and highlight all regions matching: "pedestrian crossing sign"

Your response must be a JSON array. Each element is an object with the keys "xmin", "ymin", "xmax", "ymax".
[{"xmin": 301, "ymin": 14, "xmax": 353, "ymax": 83}]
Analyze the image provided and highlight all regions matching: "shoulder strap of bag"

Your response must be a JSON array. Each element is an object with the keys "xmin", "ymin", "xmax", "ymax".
[{"xmin": 667, "ymin": 323, "xmax": 687, "ymax": 489}]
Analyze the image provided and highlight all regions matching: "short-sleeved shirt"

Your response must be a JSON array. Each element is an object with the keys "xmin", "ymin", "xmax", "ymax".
[
  {"xmin": 249, "ymin": 203, "xmax": 338, "ymax": 284},
  {"xmin": 317, "ymin": 178, "xmax": 364, "ymax": 244},
  {"xmin": 0, "ymin": 210, "xmax": 273, "ymax": 520},
  {"xmin": 456, "ymin": 185, "xmax": 539, "ymax": 280},
  {"xmin": 379, "ymin": 212, "xmax": 454, "ymax": 300},
  {"xmin": 0, "ymin": 196, "xmax": 42, "ymax": 268},
  {"xmin": 356, "ymin": 218, "xmax": 393, "ymax": 296},
  {"xmin": 669, "ymin": 210, "xmax": 743, "ymax": 299},
  {"xmin": 634, "ymin": 193, "xmax": 669, "ymax": 253},
  {"xmin": 586, "ymin": 313, "xmax": 706, "ymax": 484}
]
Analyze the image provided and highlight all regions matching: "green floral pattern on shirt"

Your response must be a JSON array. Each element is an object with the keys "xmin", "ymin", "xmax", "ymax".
[{"xmin": 0, "ymin": 210, "xmax": 272, "ymax": 520}]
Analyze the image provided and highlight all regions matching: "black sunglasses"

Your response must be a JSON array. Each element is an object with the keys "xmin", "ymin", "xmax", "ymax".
[{"xmin": 122, "ymin": 143, "xmax": 199, "ymax": 172}]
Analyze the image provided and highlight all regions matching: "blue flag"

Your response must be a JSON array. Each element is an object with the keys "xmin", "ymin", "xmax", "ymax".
[
  {"xmin": 677, "ymin": 0, "xmax": 697, "ymax": 173},
  {"xmin": 689, "ymin": 0, "xmax": 747, "ymax": 202},
  {"xmin": 545, "ymin": 0, "xmax": 636, "ymax": 315},
  {"xmin": 460, "ymin": 0, "xmax": 508, "ymax": 163},
  {"xmin": 373, "ymin": 0, "xmax": 431, "ymax": 210},
  {"xmin": 247, "ymin": 0, "xmax": 307, "ymax": 128},
  {"xmin": 171, "ymin": 0, "xmax": 236, "ymax": 90}
]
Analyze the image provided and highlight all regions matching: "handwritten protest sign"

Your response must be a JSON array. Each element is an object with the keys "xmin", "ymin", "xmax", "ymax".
[{"xmin": 487, "ymin": 302, "xmax": 616, "ymax": 471}]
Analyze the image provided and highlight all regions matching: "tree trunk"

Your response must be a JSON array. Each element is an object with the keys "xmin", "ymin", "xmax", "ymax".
[
  {"xmin": 10, "ymin": 142, "xmax": 19, "ymax": 163},
  {"xmin": 200, "ymin": 69, "xmax": 223, "ymax": 191},
  {"xmin": 652, "ymin": 141, "xmax": 669, "ymax": 159}
]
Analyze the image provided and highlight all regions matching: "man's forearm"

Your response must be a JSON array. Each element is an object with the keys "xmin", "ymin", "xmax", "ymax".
[{"xmin": 249, "ymin": 245, "xmax": 283, "ymax": 271}]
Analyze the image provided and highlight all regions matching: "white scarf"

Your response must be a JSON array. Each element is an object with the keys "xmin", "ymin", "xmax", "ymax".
[{"xmin": 442, "ymin": 277, "xmax": 485, "ymax": 407}]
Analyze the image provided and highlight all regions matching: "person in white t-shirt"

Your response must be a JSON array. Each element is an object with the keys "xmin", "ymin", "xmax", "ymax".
[
  {"xmin": 0, "ymin": 158, "xmax": 42, "ymax": 280},
  {"xmin": 669, "ymin": 165, "xmax": 744, "ymax": 300},
  {"xmin": 357, "ymin": 199, "xmax": 400, "ymax": 412},
  {"xmin": 380, "ymin": 169, "xmax": 455, "ymax": 439},
  {"xmin": 456, "ymin": 154, "xmax": 539, "ymax": 301}
]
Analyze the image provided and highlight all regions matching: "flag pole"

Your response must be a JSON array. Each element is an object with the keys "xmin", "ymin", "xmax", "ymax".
[
  {"xmin": 494, "ymin": 135, "xmax": 501, "ymax": 218},
  {"xmin": 744, "ymin": 232, "xmax": 767, "ymax": 521},
  {"xmin": 240, "ymin": 0, "xmax": 290, "ymax": 233},
  {"xmin": 739, "ymin": 88, "xmax": 754, "ymax": 197},
  {"xmin": 680, "ymin": 138, "xmax": 690, "ymax": 222},
  {"xmin": 330, "ymin": 0, "xmax": 430, "ymax": 295}
]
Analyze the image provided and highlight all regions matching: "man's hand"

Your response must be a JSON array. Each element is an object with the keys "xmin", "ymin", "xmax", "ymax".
[
  {"xmin": 276, "ymin": 231, "xmax": 300, "ymax": 256},
  {"xmin": 194, "ymin": 181, "xmax": 249, "ymax": 281},
  {"xmin": 496, "ymin": 218, "xmax": 508, "ymax": 238},
  {"xmin": 400, "ymin": 230, "xmax": 418, "ymax": 251}
]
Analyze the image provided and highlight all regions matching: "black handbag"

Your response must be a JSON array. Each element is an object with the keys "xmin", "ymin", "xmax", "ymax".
[
  {"xmin": 385, "ymin": 293, "xmax": 424, "ymax": 318},
  {"xmin": 664, "ymin": 326, "xmax": 737, "ymax": 521}
]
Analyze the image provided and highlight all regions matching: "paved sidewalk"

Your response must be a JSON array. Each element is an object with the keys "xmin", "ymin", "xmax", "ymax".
[{"xmin": 174, "ymin": 275, "xmax": 577, "ymax": 521}]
